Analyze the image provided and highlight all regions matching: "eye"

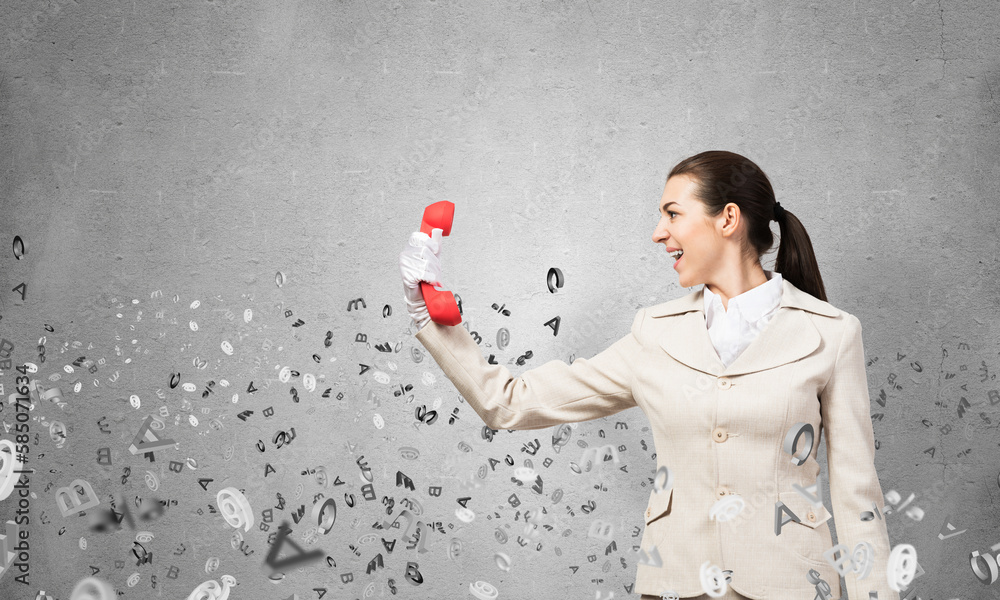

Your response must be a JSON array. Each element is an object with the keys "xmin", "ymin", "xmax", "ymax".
[{"xmin": 666, "ymin": 211, "xmax": 678, "ymax": 219}]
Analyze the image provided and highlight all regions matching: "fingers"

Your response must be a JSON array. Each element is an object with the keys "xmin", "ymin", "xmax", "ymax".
[
  {"xmin": 408, "ymin": 231, "xmax": 429, "ymax": 248},
  {"xmin": 400, "ymin": 247, "xmax": 443, "ymax": 289},
  {"xmin": 429, "ymin": 228, "xmax": 443, "ymax": 255},
  {"xmin": 420, "ymin": 267, "xmax": 443, "ymax": 288},
  {"xmin": 408, "ymin": 229, "xmax": 444, "ymax": 255},
  {"xmin": 401, "ymin": 230, "xmax": 444, "ymax": 291}
]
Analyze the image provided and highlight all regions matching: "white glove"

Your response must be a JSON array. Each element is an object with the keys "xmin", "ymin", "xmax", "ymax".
[{"xmin": 399, "ymin": 228, "xmax": 444, "ymax": 330}]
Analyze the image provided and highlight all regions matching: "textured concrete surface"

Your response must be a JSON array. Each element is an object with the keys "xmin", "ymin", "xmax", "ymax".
[{"xmin": 1, "ymin": 1, "xmax": 999, "ymax": 598}]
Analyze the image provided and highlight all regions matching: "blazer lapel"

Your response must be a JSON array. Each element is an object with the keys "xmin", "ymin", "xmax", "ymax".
[{"xmin": 647, "ymin": 279, "xmax": 840, "ymax": 377}]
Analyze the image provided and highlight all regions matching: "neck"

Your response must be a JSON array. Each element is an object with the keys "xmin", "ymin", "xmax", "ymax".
[{"xmin": 704, "ymin": 265, "xmax": 769, "ymax": 311}]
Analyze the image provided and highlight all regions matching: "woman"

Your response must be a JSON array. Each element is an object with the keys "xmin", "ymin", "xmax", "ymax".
[{"xmin": 399, "ymin": 151, "xmax": 900, "ymax": 600}]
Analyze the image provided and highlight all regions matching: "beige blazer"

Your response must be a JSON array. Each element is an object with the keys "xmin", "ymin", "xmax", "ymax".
[{"xmin": 415, "ymin": 279, "xmax": 900, "ymax": 600}]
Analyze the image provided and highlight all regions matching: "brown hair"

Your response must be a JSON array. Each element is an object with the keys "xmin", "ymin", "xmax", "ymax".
[{"xmin": 666, "ymin": 150, "xmax": 827, "ymax": 302}]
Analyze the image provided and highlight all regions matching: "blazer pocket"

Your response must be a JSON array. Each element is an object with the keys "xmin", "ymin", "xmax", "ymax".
[
  {"xmin": 644, "ymin": 487, "xmax": 673, "ymax": 526},
  {"xmin": 776, "ymin": 490, "xmax": 833, "ymax": 565}
]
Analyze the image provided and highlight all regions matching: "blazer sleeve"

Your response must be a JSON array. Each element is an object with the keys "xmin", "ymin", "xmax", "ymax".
[
  {"xmin": 819, "ymin": 313, "xmax": 901, "ymax": 600},
  {"xmin": 412, "ymin": 309, "xmax": 644, "ymax": 431}
]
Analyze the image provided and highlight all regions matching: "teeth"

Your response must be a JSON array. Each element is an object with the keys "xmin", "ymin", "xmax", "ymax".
[{"xmin": 670, "ymin": 250, "xmax": 684, "ymax": 260}]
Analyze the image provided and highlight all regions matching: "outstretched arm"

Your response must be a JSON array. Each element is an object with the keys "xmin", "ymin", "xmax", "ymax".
[{"xmin": 414, "ymin": 310, "xmax": 645, "ymax": 431}]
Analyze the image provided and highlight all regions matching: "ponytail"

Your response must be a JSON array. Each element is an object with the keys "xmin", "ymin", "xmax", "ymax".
[{"xmin": 773, "ymin": 208, "xmax": 827, "ymax": 302}]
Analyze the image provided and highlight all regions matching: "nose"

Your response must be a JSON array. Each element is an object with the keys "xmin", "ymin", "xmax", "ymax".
[{"xmin": 652, "ymin": 222, "xmax": 668, "ymax": 245}]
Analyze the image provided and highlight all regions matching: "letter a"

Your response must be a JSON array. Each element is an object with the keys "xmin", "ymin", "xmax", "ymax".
[{"xmin": 128, "ymin": 415, "xmax": 177, "ymax": 455}]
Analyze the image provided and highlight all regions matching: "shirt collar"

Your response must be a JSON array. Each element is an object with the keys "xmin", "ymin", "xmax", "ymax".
[{"xmin": 703, "ymin": 270, "xmax": 784, "ymax": 322}]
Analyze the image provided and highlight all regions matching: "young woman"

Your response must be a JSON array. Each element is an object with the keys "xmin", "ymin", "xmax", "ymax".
[{"xmin": 399, "ymin": 151, "xmax": 900, "ymax": 600}]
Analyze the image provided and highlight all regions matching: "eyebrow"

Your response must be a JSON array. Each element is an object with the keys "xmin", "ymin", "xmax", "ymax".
[{"xmin": 660, "ymin": 201, "xmax": 678, "ymax": 213}]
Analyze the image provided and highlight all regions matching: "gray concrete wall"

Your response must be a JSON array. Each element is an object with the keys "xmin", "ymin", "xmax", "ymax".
[{"xmin": 1, "ymin": 0, "xmax": 998, "ymax": 598}]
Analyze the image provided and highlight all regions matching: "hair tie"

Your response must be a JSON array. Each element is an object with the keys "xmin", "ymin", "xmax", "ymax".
[{"xmin": 772, "ymin": 201, "xmax": 786, "ymax": 222}]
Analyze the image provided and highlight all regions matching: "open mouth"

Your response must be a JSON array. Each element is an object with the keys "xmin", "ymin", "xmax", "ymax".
[{"xmin": 669, "ymin": 249, "xmax": 683, "ymax": 267}]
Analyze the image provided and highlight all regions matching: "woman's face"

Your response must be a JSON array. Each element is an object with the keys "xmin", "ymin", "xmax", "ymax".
[{"xmin": 651, "ymin": 174, "xmax": 724, "ymax": 289}]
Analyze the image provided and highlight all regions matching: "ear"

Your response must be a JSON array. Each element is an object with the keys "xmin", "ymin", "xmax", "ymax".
[{"xmin": 718, "ymin": 203, "xmax": 742, "ymax": 238}]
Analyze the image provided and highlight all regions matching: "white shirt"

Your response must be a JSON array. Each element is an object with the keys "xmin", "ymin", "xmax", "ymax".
[{"xmin": 703, "ymin": 270, "xmax": 784, "ymax": 367}]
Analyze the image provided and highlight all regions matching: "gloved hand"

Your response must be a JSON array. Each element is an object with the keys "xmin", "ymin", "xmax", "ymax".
[{"xmin": 399, "ymin": 227, "xmax": 444, "ymax": 330}]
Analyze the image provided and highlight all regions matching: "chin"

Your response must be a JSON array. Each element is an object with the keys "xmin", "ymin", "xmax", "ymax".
[{"xmin": 678, "ymin": 274, "xmax": 701, "ymax": 289}]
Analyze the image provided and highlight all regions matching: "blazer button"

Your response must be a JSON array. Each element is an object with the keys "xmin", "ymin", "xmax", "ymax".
[
  {"xmin": 712, "ymin": 427, "xmax": 728, "ymax": 442},
  {"xmin": 646, "ymin": 507, "xmax": 651, "ymax": 517},
  {"xmin": 807, "ymin": 511, "xmax": 816, "ymax": 522},
  {"xmin": 717, "ymin": 377, "xmax": 731, "ymax": 389},
  {"xmin": 717, "ymin": 487, "xmax": 728, "ymax": 497}
]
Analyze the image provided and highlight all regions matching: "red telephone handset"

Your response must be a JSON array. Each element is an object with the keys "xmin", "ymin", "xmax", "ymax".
[{"xmin": 419, "ymin": 201, "xmax": 462, "ymax": 326}]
